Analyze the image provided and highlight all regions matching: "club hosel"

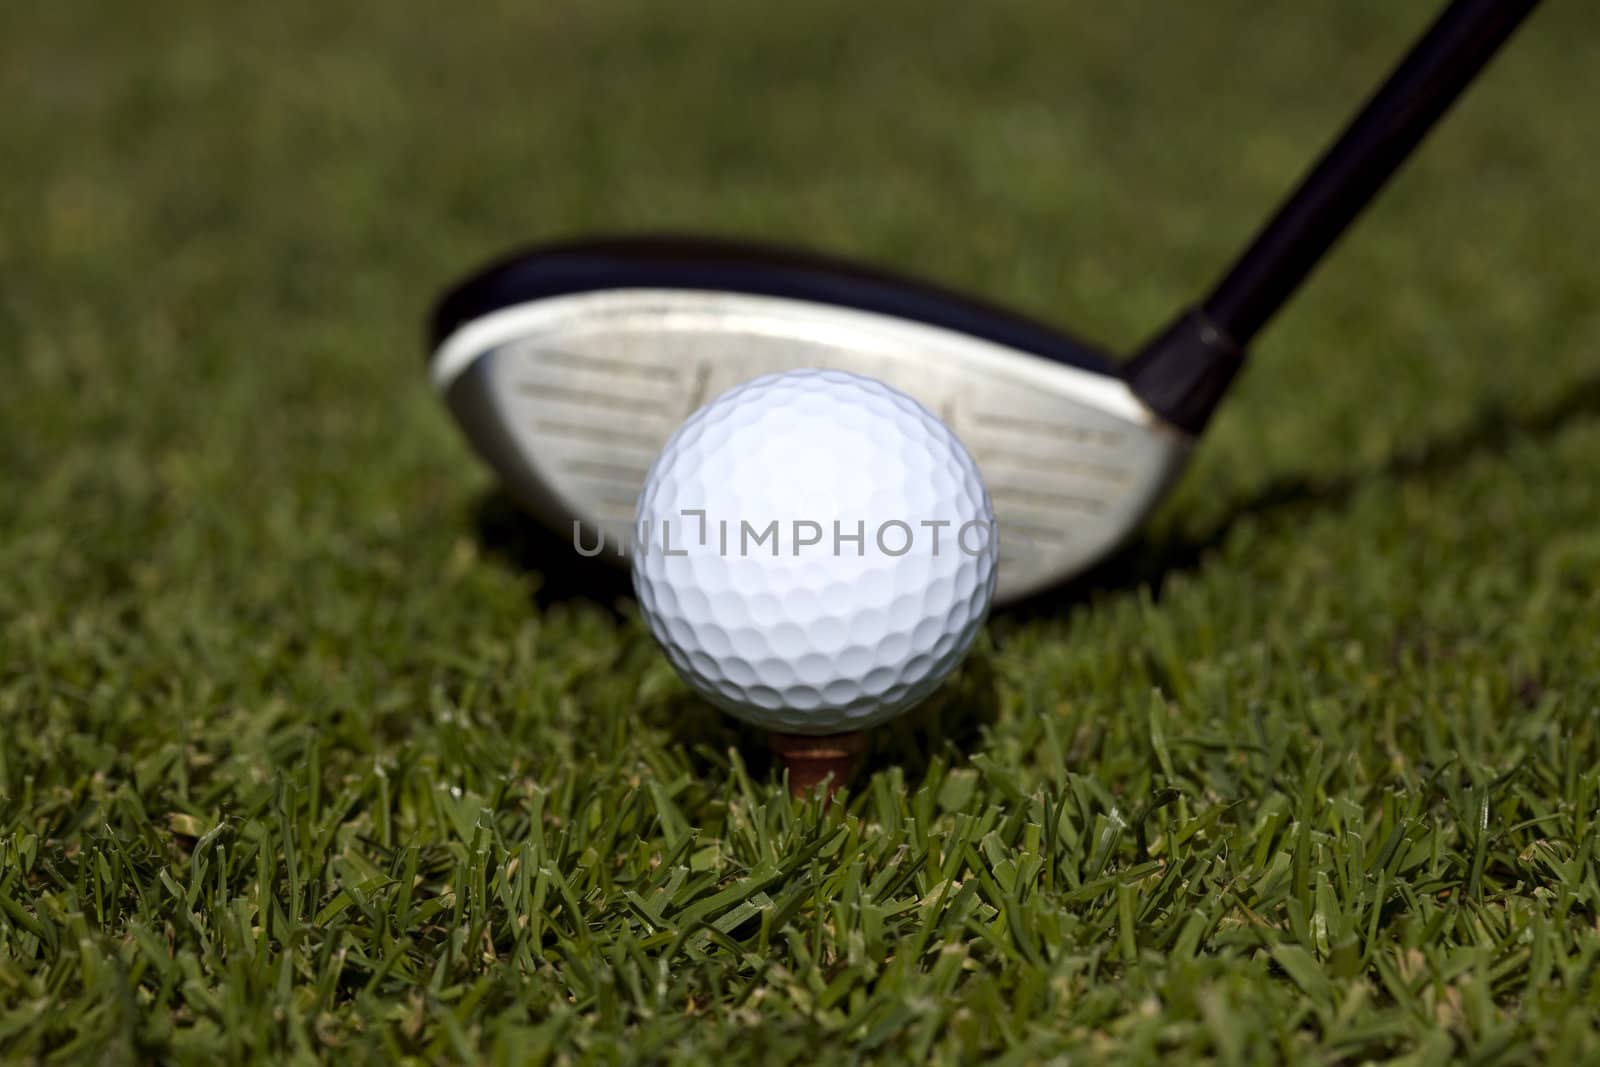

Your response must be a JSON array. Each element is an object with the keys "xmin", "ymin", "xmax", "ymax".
[{"xmin": 1125, "ymin": 308, "xmax": 1246, "ymax": 435}]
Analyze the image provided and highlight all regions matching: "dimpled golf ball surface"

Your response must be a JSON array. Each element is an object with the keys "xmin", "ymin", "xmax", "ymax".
[{"xmin": 633, "ymin": 369, "xmax": 997, "ymax": 734}]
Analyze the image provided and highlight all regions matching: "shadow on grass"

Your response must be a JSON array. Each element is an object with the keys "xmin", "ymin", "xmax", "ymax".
[
  {"xmin": 865, "ymin": 647, "xmax": 1001, "ymax": 782},
  {"xmin": 472, "ymin": 493, "xmax": 635, "ymax": 612},
  {"xmin": 1010, "ymin": 370, "xmax": 1600, "ymax": 619}
]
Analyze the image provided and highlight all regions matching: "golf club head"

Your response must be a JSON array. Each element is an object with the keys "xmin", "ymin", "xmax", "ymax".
[{"xmin": 430, "ymin": 238, "xmax": 1190, "ymax": 606}]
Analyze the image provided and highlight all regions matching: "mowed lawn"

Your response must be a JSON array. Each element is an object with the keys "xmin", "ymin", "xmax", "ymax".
[{"xmin": 3, "ymin": 0, "xmax": 1599, "ymax": 1062}]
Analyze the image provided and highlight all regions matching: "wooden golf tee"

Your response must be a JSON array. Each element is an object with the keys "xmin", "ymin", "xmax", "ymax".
[{"xmin": 769, "ymin": 731, "xmax": 866, "ymax": 799}]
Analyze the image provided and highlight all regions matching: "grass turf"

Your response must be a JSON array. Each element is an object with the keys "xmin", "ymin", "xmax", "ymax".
[{"xmin": 4, "ymin": 0, "xmax": 1600, "ymax": 1062}]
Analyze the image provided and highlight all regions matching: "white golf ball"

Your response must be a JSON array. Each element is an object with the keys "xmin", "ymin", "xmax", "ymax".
[{"xmin": 632, "ymin": 368, "xmax": 998, "ymax": 734}]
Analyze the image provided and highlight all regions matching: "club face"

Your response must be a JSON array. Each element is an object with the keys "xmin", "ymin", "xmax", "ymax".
[{"xmin": 434, "ymin": 285, "xmax": 1190, "ymax": 605}]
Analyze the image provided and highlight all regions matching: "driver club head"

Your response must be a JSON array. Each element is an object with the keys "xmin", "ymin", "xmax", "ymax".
[{"xmin": 429, "ymin": 238, "xmax": 1191, "ymax": 607}]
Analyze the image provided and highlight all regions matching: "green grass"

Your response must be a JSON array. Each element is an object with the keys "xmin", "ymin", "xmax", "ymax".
[{"xmin": 4, "ymin": 0, "xmax": 1600, "ymax": 1062}]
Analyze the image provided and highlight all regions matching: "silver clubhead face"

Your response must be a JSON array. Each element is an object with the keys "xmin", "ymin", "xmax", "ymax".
[{"xmin": 430, "ymin": 241, "xmax": 1189, "ymax": 605}]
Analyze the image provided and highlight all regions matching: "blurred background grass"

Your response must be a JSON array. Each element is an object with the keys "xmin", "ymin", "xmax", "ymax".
[{"xmin": 2, "ymin": 0, "xmax": 1598, "ymax": 1062}]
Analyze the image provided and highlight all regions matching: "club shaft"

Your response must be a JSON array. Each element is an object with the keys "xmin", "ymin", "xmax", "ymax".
[{"xmin": 1203, "ymin": 0, "xmax": 1540, "ymax": 346}]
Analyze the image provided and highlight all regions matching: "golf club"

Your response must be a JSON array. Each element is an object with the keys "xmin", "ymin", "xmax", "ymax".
[{"xmin": 428, "ymin": 0, "xmax": 1539, "ymax": 605}]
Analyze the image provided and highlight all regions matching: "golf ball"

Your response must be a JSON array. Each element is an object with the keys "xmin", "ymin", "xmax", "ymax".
[{"xmin": 632, "ymin": 368, "xmax": 997, "ymax": 734}]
